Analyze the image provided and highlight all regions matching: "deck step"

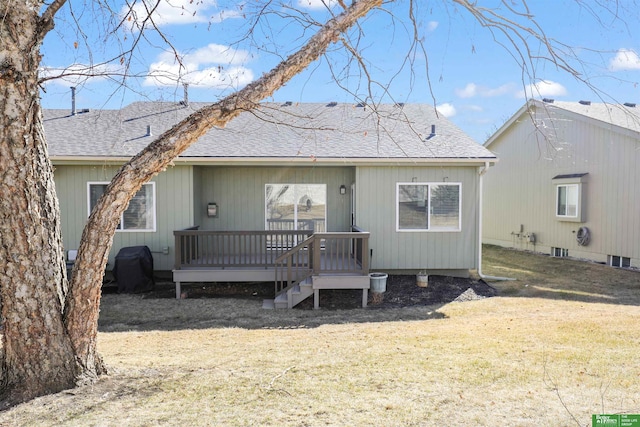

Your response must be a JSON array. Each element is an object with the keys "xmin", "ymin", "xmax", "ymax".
[
  {"xmin": 273, "ymin": 292, "xmax": 289, "ymax": 309},
  {"xmin": 262, "ymin": 299, "xmax": 275, "ymax": 309}
]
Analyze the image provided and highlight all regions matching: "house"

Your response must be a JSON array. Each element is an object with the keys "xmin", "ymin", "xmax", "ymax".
[
  {"xmin": 44, "ymin": 99, "xmax": 496, "ymax": 306},
  {"xmin": 483, "ymin": 98, "xmax": 640, "ymax": 268}
]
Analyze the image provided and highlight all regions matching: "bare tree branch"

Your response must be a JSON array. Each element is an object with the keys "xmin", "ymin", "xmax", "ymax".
[
  {"xmin": 66, "ymin": 0, "xmax": 383, "ymax": 373},
  {"xmin": 38, "ymin": 0, "xmax": 68, "ymax": 40}
]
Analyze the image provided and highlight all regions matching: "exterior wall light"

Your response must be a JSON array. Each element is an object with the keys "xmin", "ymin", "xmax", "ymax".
[
  {"xmin": 339, "ymin": 185, "xmax": 346, "ymax": 195},
  {"xmin": 207, "ymin": 203, "xmax": 218, "ymax": 217}
]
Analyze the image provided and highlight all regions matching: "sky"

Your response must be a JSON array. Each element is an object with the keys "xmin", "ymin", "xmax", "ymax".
[{"xmin": 39, "ymin": 0, "xmax": 640, "ymax": 143}]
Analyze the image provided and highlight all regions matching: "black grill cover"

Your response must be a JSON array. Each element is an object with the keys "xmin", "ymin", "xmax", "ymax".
[{"xmin": 113, "ymin": 246, "xmax": 155, "ymax": 293}]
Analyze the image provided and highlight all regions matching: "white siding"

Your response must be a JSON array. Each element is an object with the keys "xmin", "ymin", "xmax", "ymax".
[{"xmin": 483, "ymin": 106, "xmax": 640, "ymax": 266}]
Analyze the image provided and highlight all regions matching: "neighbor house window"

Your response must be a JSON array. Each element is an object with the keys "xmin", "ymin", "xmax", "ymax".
[
  {"xmin": 556, "ymin": 184, "xmax": 578, "ymax": 217},
  {"xmin": 608, "ymin": 255, "xmax": 631, "ymax": 268},
  {"xmin": 396, "ymin": 183, "xmax": 461, "ymax": 232},
  {"xmin": 88, "ymin": 182, "xmax": 156, "ymax": 232},
  {"xmin": 551, "ymin": 247, "xmax": 569, "ymax": 257},
  {"xmin": 553, "ymin": 173, "xmax": 587, "ymax": 222}
]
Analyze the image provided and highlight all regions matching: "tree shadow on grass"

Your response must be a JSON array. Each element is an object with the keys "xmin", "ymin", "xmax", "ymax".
[
  {"xmin": 98, "ymin": 275, "xmax": 495, "ymax": 332},
  {"xmin": 482, "ymin": 245, "xmax": 640, "ymax": 307}
]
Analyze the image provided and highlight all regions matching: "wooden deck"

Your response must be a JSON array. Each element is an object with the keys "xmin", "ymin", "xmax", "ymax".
[{"xmin": 173, "ymin": 227, "xmax": 371, "ymax": 307}]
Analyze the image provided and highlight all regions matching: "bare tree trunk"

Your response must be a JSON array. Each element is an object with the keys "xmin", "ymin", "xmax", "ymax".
[
  {"xmin": 0, "ymin": 1, "xmax": 79, "ymax": 406},
  {"xmin": 0, "ymin": 0, "xmax": 380, "ymax": 406}
]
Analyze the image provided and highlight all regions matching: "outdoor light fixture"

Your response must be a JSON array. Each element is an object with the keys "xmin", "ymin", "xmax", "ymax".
[
  {"xmin": 207, "ymin": 203, "xmax": 218, "ymax": 217},
  {"xmin": 339, "ymin": 185, "xmax": 346, "ymax": 195}
]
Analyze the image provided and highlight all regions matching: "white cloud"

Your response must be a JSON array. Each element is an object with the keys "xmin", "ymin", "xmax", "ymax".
[
  {"xmin": 609, "ymin": 48, "xmax": 640, "ymax": 71},
  {"xmin": 436, "ymin": 103, "xmax": 456, "ymax": 118},
  {"xmin": 456, "ymin": 83, "xmax": 477, "ymax": 98},
  {"xmin": 296, "ymin": 0, "xmax": 340, "ymax": 10},
  {"xmin": 455, "ymin": 82, "xmax": 514, "ymax": 99},
  {"xmin": 427, "ymin": 21, "xmax": 438, "ymax": 32},
  {"xmin": 517, "ymin": 80, "xmax": 567, "ymax": 99},
  {"xmin": 40, "ymin": 63, "xmax": 124, "ymax": 86},
  {"xmin": 143, "ymin": 44, "xmax": 254, "ymax": 89},
  {"xmin": 123, "ymin": 0, "xmax": 240, "ymax": 29}
]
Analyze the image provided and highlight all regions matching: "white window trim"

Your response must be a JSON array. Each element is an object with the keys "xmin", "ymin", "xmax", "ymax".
[
  {"xmin": 87, "ymin": 181, "xmax": 157, "ymax": 232},
  {"xmin": 396, "ymin": 182, "xmax": 462, "ymax": 233},
  {"xmin": 555, "ymin": 183, "xmax": 579, "ymax": 219},
  {"xmin": 608, "ymin": 255, "xmax": 631, "ymax": 268},
  {"xmin": 552, "ymin": 174, "xmax": 587, "ymax": 223}
]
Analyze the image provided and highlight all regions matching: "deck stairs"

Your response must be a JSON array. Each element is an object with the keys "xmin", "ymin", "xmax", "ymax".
[
  {"xmin": 262, "ymin": 277, "xmax": 315, "ymax": 309},
  {"xmin": 262, "ymin": 273, "xmax": 369, "ymax": 309}
]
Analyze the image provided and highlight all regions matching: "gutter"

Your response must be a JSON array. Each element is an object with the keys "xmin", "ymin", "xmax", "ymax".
[
  {"xmin": 50, "ymin": 156, "xmax": 498, "ymax": 167},
  {"xmin": 477, "ymin": 161, "xmax": 516, "ymax": 282}
]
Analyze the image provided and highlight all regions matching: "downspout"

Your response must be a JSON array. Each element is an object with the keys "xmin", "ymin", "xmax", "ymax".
[{"xmin": 478, "ymin": 161, "xmax": 516, "ymax": 281}]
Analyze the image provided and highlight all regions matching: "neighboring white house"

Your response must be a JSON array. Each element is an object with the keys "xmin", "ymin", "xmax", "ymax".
[{"xmin": 483, "ymin": 98, "xmax": 640, "ymax": 268}]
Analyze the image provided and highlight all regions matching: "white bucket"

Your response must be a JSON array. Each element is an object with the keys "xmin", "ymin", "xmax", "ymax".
[
  {"xmin": 417, "ymin": 274, "xmax": 428, "ymax": 288},
  {"xmin": 369, "ymin": 272, "xmax": 388, "ymax": 293}
]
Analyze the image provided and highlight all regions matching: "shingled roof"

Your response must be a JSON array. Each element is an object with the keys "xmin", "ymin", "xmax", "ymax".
[
  {"xmin": 485, "ymin": 99, "xmax": 640, "ymax": 148},
  {"xmin": 44, "ymin": 101, "xmax": 495, "ymax": 163},
  {"xmin": 537, "ymin": 99, "xmax": 640, "ymax": 133}
]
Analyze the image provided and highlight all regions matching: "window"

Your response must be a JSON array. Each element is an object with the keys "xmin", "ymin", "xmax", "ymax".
[
  {"xmin": 396, "ymin": 183, "xmax": 461, "ymax": 232},
  {"xmin": 608, "ymin": 255, "xmax": 631, "ymax": 268},
  {"xmin": 265, "ymin": 184, "xmax": 326, "ymax": 232},
  {"xmin": 553, "ymin": 173, "xmax": 587, "ymax": 222},
  {"xmin": 556, "ymin": 184, "xmax": 578, "ymax": 217},
  {"xmin": 551, "ymin": 247, "xmax": 569, "ymax": 257},
  {"xmin": 88, "ymin": 182, "xmax": 156, "ymax": 232}
]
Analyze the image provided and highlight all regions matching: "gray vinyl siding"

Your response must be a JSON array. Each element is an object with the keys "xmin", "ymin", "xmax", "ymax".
[
  {"xmin": 483, "ymin": 107, "xmax": 640, "ymax": 267},
  {"xmin": 193, "ymin": 166, "xmax": 355, "ymax": 232},
  {"xmin": 355, "ymin": 166, "xmax": 480, "ymax": 273},
  {"xmin": 54, "ymin": 164, "xmax": 194, "ymax": 271}
]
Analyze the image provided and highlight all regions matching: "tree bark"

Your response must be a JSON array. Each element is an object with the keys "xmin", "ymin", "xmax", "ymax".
[
  {"xmin": 0, "ymin": 1, "xmax": 79, "ymax": 406},
  {"xmin": 0, "ymin": 0, "xmax": 381, "ymax": 406}
]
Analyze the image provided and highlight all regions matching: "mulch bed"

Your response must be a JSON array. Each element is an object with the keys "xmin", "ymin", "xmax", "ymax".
[
  {"xmin": 133, "ymin": 274, "xmax": 497, "ymax": 310},
  {"xmin": 297, "ymin": 274, "xmax": 497, "ymax": 309}
]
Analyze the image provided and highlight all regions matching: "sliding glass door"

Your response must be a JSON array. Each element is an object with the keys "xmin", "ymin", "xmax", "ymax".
[{"xmin": 265, "ymin": 184, "xmax": 327, "ymax": 234}]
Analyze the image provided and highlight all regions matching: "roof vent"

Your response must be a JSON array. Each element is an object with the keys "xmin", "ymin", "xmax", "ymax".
[
  {"xmin": 395, "ymin": 102, "xmax": 405, "ymax": 108},
  {"xmin": 542, "ymin": 98, "xmax": 554, "ymax": 103},
  {"xmin": 182, "ymin": 83, "xmax": 189, "ymax": 107},
  {"xmin": 624, "ymin": 102, "xmax": 636, "ymax": 108},
  {"xmin": 579, "ymin": 100, "xmax": 591, "ymax": 105},
  {"xmin": 356, "ymin": 102, "xmax": 365, "ymax": 108},
  {"xmin": 283, "ymin": 101, "xmax": 293, "ymax": 106},
  {"xmin": 146, "ymin": 125, "xmax": 152, "ymax": 137},
  {"xmin": 426, "ymin": 125, "xmax": 437, "ymax": 140},
  {"xmin": 71, "ymin": 86, "xmax": 76, "ymax": 116},
  {"xmin": 326, "ymin": 102, "xmax": 338, "ymax": 107}
]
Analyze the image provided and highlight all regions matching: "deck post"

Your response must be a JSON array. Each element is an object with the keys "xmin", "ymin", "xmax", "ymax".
[
  {"xmin": 174, "ymin": 233, "xmax": 183, "ymax": 270},
  {"xmin": 312, "ymin": 236, "xmax": 322, "ymax": 274},
  {"xmin": 361, "ymin": 234, "xmax": 369, "ymax": 273}
]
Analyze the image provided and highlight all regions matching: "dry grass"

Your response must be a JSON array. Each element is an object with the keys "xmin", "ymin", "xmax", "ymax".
[{"xmin": 2, "ymin": 245, "xmax": 640, "ymax": 426}]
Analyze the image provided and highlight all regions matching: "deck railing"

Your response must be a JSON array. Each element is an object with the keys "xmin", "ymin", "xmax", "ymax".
[
  {"xmin": 174, "ymin": 227, "xmax": 313, "ymax": 269},
  {"xmin": 174, "ymin": 226, "xmax": 370, "ymax": 295},
  {"xmin": 274, "ymin": 227, "xmax": 370, "ymax": 295}
]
